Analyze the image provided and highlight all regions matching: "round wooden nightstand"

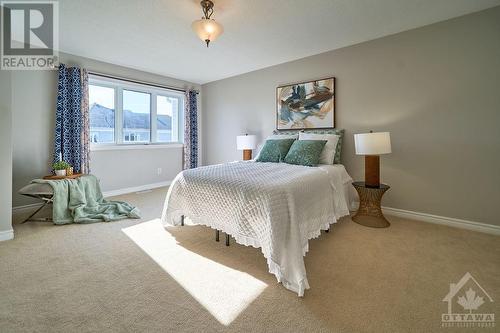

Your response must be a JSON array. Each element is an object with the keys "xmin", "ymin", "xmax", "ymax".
[{"xmin": 352, "ymin": 181, "xmax": 390, "ymax": 228}]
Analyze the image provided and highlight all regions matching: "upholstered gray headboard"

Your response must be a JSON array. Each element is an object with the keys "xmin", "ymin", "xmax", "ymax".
[{"xmin": 272, "ymin": 129, "xmax": 345, "ymax": 164}]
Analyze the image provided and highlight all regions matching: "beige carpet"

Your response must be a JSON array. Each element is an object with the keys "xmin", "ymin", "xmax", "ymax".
[{"xmin": 1, "ymin": 188, "xmax": 499, "ymax": 333}]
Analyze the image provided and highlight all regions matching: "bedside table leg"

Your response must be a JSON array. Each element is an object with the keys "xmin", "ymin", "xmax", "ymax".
[
  {"xmin": 215, "ymin": 230, "xmax": 220, "ymax": 242},
  {"xmin": 225, "ymin": 234, "xmax": 230, "ymax": 246},
  {"xmin": 352, "ymin": 186, "xmax": 390, "ymax": 228}
]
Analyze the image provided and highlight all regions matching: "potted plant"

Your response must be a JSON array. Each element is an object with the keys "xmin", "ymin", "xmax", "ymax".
[{"xmin": 53, "ymin": 161, "xmax": 71, "ymax": 177}]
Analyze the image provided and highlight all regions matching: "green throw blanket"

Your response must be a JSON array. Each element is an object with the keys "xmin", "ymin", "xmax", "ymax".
[{"xmin": 33, "ymin": 175, "xmax": 141, "ymax": 224}]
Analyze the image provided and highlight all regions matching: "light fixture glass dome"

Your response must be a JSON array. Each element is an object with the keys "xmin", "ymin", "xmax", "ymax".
[{"xmin": 191, "ymin": 18, "xmax": 223, "ymax": 47}]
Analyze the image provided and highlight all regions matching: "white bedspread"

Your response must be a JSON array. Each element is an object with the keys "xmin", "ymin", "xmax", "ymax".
[{"xmin": 161, "ymin": 161, "xmax": 352, "ymax": 296}]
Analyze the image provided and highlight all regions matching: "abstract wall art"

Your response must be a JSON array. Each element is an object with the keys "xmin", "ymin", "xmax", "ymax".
[{"xmin": 276, "ymin": 77, "xmax": 335, "ymax": 130}]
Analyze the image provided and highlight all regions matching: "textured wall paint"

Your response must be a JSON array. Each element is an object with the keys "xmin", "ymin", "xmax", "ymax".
[
  {"xmin": 11, "ymin": 52, "xmax": 200, "ymax": 207},
  {"xmin": 0, "ymin": 71, "xmax": 13, "ymax": 234},
  {"xmin": 202, "ymin": 7, "xmax": 500, "ymax": 226}
]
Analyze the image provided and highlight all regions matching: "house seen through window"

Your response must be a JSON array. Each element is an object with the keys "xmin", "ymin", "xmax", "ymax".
[{"xmin": 89, "ymin": 75, "xmax": 184, "ymax": 145}]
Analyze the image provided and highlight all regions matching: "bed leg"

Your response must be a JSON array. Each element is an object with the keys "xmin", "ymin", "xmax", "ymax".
[
  {"xmin": 325, "ymin": 228, "xmax": 329, "ymax": 233},
  {"xmin": 215, "ymin": 230, "xmax": 220, "ymax": 242},
  {"xmin": 225, "ymin": 234, "xmax": 230, "ymax": 246},
  {"xmin": 180, "ymin": 215, "xmax": 184, "ymax": 226}
]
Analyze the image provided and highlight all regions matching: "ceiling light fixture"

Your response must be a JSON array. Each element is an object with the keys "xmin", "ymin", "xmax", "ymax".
[{"xmin": 191, "ymin": 0, "xmax": 223, "ymax": 47}]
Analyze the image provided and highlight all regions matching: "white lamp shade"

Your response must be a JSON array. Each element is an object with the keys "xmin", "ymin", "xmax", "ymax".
[
  {"xmin": 237, "ymin": 135, "xmax": 257, "ymax": 150},
  {"xmin": 191, "ymin": 18, "xmax": 224, "ymax": 43},
  {"xmin": 354, "ymin": 132, "xmax": 392, "ymax": 155}
]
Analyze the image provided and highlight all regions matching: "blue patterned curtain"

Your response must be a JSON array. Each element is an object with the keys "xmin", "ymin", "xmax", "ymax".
[
  {"xmin": 53, "ymin": 64, "xmax": 89, "ymax": 173},
  {"xmin": 80, "ymin": 69, "xmax": 90, "ymax": 174},
  {"xmin": 183, "ymin": 90, "xmax": 198, "ymax": 169}
]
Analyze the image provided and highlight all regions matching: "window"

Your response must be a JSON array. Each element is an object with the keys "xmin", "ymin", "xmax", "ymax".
[
  {"xmin": 89, "ymin": 85, "xmax": 115, "ymax": 144},
  {"xmin": 123, "ymin": 90, "xmax": 150, "ymax": 143},
  {"xmin": 157, "ymin": 95, "xmax": 179, "ymax": 143},
  {"xmin": 89, "ymin": 75, "xmax": 184, "ymax": 146},
  {"xmin": 124, "ymin": 133, "xmax": 141, "ymax": 142}
]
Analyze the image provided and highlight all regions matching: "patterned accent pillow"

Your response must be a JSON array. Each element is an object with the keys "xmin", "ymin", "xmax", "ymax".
[
  {"xmin": 266, "ymin": 134, "xmax": 298, "ymax": 140},
  {"xmin": 284, "ymin": 140, "xmax": 327, "ymax": 167},
  {"xmin": 256, "ymin": 139, "xmax": 295, "ymax": 163},
  {"xmin": 273, "ymin": 129, "xmax": 344, "ymax": 164},
  {"xmin": 255, "ymin": 134, "xmax": 298, "ymax": 160}
]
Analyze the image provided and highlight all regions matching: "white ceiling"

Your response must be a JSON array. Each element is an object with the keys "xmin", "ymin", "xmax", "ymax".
[{"xmin": 59, "ymin": 0, "xmax": 500, "ymax": 84}]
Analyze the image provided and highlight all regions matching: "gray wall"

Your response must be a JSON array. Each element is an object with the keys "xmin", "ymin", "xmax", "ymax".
[
  {"xmin": 12, "ymin": 52, "xmax": 200, "ymax": 207},
  {"xmin": 0, "ymin": 71, "xmax": 13, "ymax": 236},
  {"xmin": 202, "ymin": 7, "xmax": 500, "ymax": 226},
  {"xmin": 90, "ymin": 147, "xmax": 182, "ymax": 192}
]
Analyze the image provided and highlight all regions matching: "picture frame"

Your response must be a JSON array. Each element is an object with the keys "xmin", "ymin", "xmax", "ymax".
[{"xmin": 276, "ymin": 77, "xmax": 335, "ymax": 130}]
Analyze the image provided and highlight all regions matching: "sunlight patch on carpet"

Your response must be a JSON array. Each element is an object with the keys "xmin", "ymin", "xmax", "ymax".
[{"xmin": 122, "ymin": 219, "xmax": 267, "ymax": 325}]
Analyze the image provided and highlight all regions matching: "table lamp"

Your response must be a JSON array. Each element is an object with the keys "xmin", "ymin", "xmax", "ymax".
[
  {"xmin": 237, "ymin": 134, "xmax": 257, "ymax": 160},
  {"xmin": 354, "ymin": 131, "xmax": 391, "ymax": 188}
]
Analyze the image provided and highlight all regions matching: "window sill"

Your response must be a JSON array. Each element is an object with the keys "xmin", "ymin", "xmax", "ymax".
[{"xmin": 90, "ymin": 143, "xmax": 183, "ymax": 151}]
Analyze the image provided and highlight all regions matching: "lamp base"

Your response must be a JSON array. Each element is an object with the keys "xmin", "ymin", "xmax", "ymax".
[
  {"xmin": 365, "ymin": 155, "xmax": 380, "ymax": 188},
  {"xmin": 243, "ymin": 149, "xmax": 252, "ymax": 161}
]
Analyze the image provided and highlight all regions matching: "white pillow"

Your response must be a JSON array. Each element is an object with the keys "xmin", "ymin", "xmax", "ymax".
[{"xmin": 299, "ymin": 132, "xmax": 339, "ymax": 165}]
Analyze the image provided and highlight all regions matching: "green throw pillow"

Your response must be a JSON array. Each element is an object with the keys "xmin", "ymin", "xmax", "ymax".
[
  {"xmin": 273, "ymin": 129, "xmax": 344, "ymax": 164},
  {"xmin": 284, "ymin": 140, "xmax": 327, "ymax": 167},
  {"xmin": 256, "ymin": 139, "xmax": 295, "ymax": 163}
]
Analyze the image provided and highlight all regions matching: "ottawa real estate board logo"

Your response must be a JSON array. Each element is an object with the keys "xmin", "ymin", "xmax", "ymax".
[
  {"xmin": 442, "ymin": 272, "xmax": 495, "ymax": 328},
  {"xmin": 1, "ymin": 1, "xmax": 58, "ymax": 70}
]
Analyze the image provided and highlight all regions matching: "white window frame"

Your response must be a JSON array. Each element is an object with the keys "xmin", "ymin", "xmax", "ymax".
[{"xmin": 89, "ymin": 75, "xmax": 185, "ymax": 150}]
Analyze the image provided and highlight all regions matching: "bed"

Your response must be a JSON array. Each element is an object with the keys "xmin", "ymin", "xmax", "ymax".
[{"xmin": 161, "ymin": 160, "xmax": 352, "ymax": 296}]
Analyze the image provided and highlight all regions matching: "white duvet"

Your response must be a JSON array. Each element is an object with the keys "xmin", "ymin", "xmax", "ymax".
[{"xmin": 161, "ymin": 161, "xmax": 352, "ymax": 296}]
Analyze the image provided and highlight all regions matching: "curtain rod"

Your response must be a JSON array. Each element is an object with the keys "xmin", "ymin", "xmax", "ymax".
[{"xmin": 55, "ymin": 65, "xmax": 199, "ymax": 94}]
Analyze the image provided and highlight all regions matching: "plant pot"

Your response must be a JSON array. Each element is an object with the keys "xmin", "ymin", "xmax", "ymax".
[{"xmin": 55, "ymin": 169, "xmax": 66, "ymax": 177}]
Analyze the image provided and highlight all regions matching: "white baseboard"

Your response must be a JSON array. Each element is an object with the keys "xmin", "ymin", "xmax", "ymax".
[
  {"xmin": 351, "ymin": 201, "xmax": 500, "ymax": 235},
  {"xmin": 12, "ymin": 187, "xmax": 498, "ymax": 236},
  {"xmin": 382, "ymin": 207, "xmax": 500, "ymax": 235},
  {"xmin": 102, "ymin": 181, "xmax": 171, "ymax": 198},
  {"xmin": 12, "ymin": 181, "xmax": 172, "ymax": 213},
  {"xmin": 0, "ymin": 229, "xmax": 14, "ymax": 241},
  {"xmin": 12, "ymin": 202, "xmax": 43, "ymax": 213}
]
